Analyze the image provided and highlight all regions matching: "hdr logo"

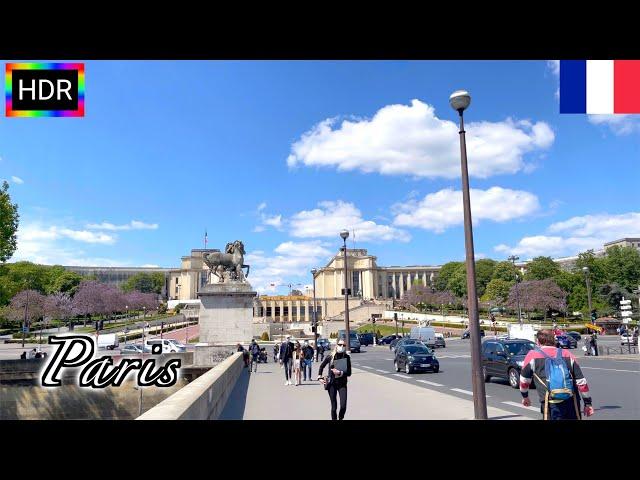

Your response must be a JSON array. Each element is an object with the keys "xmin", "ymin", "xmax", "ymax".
[{"xmin": 5, "ymin": 63, "xmax": 84, "ymax": 117}]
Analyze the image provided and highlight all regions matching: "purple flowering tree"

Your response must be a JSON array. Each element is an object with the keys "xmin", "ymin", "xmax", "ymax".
[
  {"xmin": 506, "ymin": 279, "xmax": 567, "ymax": 320},
  {"xmin": 6, "ymin": 289, "xmax": 46, "ymax": 326}
]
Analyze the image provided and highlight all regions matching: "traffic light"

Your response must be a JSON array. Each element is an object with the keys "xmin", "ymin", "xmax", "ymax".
[
  {"xmin": 590, "ymin": 309, "xmax": 597, "ymax": 322},
  {"xmin": 99, "ymin": 319, "xmax": 104, "ymax": 330}
]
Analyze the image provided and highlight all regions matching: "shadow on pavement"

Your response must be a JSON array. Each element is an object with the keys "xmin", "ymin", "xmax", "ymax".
[
  {"xmin": 218, "ymin": 368, "xmax": 251, "ymax": 420},
  {"xmin": 489, "ymin": 414, "xmax": 526, "ymax": 420},
  {"xmin": 595, "ymin": 405, "xmax": 621, "ymax": 411}
]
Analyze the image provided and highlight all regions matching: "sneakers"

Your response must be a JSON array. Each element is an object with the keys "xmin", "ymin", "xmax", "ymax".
[{"xmin": 284, "ymin": 380, "xmax": 289, "ymax": 386}]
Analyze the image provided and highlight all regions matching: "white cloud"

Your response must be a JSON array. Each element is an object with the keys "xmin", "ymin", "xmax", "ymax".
[
  {"xmin": 140, "ymin": 264, "xmax": 160, "ymax": 268},
  {"xmin": 494, "ymin": 211, "xmax": 640, "ymax": 258},
  {"xmin": 290, "ymin": 200, "xmax": 410, "ymax": 242},
  {"xmin": 548, "ymin": 212, "xmax": 640, "ymax": 238},
  {"xmin": 253, "ymin": 225, "xmax": 266, "ymax": 233},
  {"xmin": 257, "ymin": 202, "xmax": 267, "ymax": 211},
  {"xmin": 17, "ymin": 224, "xmax": 116, "ymax": 245},
  {"xmin": 10, "ymin": 222, "xmax": 125, "ymax": 266},
  {"xmin": 263, "ymin": 214, "xmax": 283, "ymax": 228},
  {"xmin": 587, "ymin": 114, "xmax": 640, "ymax": 135},
  {"xmin": 392, "ymin": 187, "xmax": 540, "ymax": 233},
  {"xmin": 547, "ymin": 60, "xmax": 560, "ymax": 77},
  {"xmin": 86, "ymin": 220, "xmax": 158, "ymax": 231},
  {"xmin": 11, "ymin": 176, "xmax": 24, "ymax": 185},
  {"xmin": 286, "ymin": 99, "xmax": 554, "ymax": 179},
  {"xmin": 246, "ymin": 241, "xmax": 332, "ymax": 293}
]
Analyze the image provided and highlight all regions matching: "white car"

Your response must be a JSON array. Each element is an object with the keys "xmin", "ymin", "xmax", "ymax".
[
  {"xmin": 144, "ymin": 338, "xmax": 187, "ymax": 353},
  {"xmin": 620, "ymin": 333, "xmax": 638, "ymax": 346}
]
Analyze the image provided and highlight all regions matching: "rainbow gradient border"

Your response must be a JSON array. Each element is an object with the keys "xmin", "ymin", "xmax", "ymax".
[{"xmin": 5, "ymin": 63, "xmax": 85, "ymax": 117}]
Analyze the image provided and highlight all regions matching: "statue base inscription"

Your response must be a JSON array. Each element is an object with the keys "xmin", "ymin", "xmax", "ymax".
[{"xmin": 197, "ymin": 282, "xmax": 256, "ymax": 346}]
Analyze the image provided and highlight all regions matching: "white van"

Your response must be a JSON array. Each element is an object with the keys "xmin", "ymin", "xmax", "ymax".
[
  {"xmin": 410, "ymin": 327, "xmax": 435, "ymax": 347},
  {"xmin": 144, "ymin": 338, "xmax": 186, "ymax": 353},
  {"xmin": 97, "ymin": 333, "xmax": 119, "ymax": 350}
]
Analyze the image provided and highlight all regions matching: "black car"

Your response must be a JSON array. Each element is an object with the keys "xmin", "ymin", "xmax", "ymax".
[
  {"xmin": 390, "ymin": 337, "xmax": 420, "ymax": 352},
  {"xmin": 565, "ymin": 331, "xmax": 582, "ymax": 342},
  {"xmin": 380, "ymin": 334, "xmax": 402, "ymax": 345},
  {"xmin": 394, "ymin": 344, "xmax": 439, "ymax": 374},
  {"xmin": 461, "ymin": 329, "xmax": 485, "ymax": 339},
  {"xmin": 555, "ymin": 335, "xmax": 577, "ymax": 349},
  {"xmin": 358, "ymin": 332, "xmax": 375, "ymax": 346},
  {"xmin": 481, "ymin": 338, "xmax": 536, "ymax": 389}
]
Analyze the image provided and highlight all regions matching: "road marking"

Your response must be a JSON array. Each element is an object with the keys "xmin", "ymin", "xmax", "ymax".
[
  {"xmin": 375, "ymin": 369, "xmax": 390, "ymax": 373},
  {"xmin": 501, "ymin": 401, "xmax": 540, "ymax": 412},
  {"xmin": 450, "ymin": 388, "xmax": 490, "ymax": 397},
  {"xmin": 416, "ymin": 380, "xmax": 444, "ymax": 387},
  {"xmin": 360, "ymin": 365, "xmax": 373, "ymax": 369},
  {"xmin": 393, "ymin": 374, "xmax": 411, "ymax": 379},
  {"xmin": 581, "ymin": 366, "xmax": 640, "ymax": 373},
  {"xmin": 437, "ymin": 355, "xmax": 470, "ymax": 359},
  {"xmin": 385, "ymin": 358, "xmax": 394, "ymax": 361}
]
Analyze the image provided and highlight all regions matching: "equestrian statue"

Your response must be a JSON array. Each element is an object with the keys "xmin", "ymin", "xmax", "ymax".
[{"xmin": 203, "ymin": 240, "xmax": 250, "ymax": 283}]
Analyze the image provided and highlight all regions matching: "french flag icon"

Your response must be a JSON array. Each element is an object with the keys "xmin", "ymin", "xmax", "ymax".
[{"xmin": 560, "ymin": 60, "xmax": 640, "ymax": 114}]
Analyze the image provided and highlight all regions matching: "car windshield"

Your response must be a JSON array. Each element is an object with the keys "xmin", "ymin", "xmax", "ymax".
[
  {"xmin": 503, "ymin": 342, "xmax": 535, "ymax": 356},
  {"xmin": 405, "ymin": 345, "xmax": 431, "ymax": 354}
]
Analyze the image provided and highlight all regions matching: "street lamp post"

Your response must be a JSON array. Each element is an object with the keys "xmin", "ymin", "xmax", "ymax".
[
  {"xmin": 508, "ymin": 255, "xmax": 522, "ymax": 325},
  {"xmin": 450, "ymin": 89, "xmax": 488, "ymax": 420},
  {"xmin": 582, "ymin": 266, "xmax": 593, "ymax": 315},
  {"xmin": 340, "ymin": 230, "xmax": 351, "ymax": 353},
  {"xmin": 311, "ymin": 268, "xmax": 318, "ymax": 351}
]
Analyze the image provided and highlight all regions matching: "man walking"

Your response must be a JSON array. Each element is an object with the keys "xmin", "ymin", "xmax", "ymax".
[
  {"xmin": 519, "ymin": 329, "xmax": 594, "ymax": 420},
  {"xmin": 249, "ymin": 339, "xmax": 261, "ymax": 373},
  {"xmin": 279, "ymin": 335, "xmax": 294, "ymax": 385},
  {"xmin": 316, "ymin": 341, "xmax": 325, "ymax": 362},
  {"xmin": 302, "ymin": 340, "xmax": 314, "ymax": 382}
]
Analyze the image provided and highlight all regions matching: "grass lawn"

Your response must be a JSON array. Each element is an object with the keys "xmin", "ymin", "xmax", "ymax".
[{"xmin": 356, "ymin": 324, "xmax": 410, "ymax": 336}]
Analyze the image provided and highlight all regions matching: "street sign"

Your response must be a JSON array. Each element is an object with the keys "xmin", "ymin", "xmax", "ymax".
[
  {"xmin": 341, "ymin": 288, "xmax": 352, "ymax": 295},
  {"xmin": 22, "ymin": 326, "xmax": 29, "ymax": 333}
]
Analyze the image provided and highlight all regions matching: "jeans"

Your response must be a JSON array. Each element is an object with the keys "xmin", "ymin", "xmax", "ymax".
[
  {"xmin": 328, "ymin": 385, "xmax": 348, "ymax": 420},
  {"xmin": 540, "ymin": 397, "xmax": 581, "ymax": 420},
  {"xmin": 303, "ymin": 359, "xmax": 313, "ymax": 380},
  {"xmin": 283, "ymin": 358, "xmax": 292, "ymax": 381},
  {"xmin": 251, "ymin": 353, "xmax": 259, "ymax": 372}
]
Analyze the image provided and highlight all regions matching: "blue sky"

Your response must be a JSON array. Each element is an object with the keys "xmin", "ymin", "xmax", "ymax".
[{"xmin": 1, "ymin": 60, "xmax": 639, "ymax": 293}]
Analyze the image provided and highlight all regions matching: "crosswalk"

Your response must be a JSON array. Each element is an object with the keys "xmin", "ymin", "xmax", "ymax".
[
  {"xmin": 436, "ymin": 354, "xmax": 471, "ymax": 359},
  {"xmin": 353, "ymin": 364, "xmax": 538, "ymax": 418}
]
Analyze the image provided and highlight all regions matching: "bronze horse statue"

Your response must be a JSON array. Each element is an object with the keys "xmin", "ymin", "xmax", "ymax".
[{"xmin": 203, "ymin": 240, "xmax": 250, "ymax": 282}]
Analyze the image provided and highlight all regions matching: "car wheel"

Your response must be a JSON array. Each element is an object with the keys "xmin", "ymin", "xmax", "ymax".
[
  {"xmin": 508, "ymin": 368, "xmax": 519, "ymax": 389},
  {"xmin": 482, "ymin": 365, "xmax": 491, "ymax": 382},
  {"xmin": 433, "ymin": 366, "xmax": 439, "ymax": 373},
  {"xmin": 405, "ymin": 363, "xmax": 411, "ymax": 374},
  {"xmin": 394, "ymin": 361, "xmax": 400, "ymax": 372}
]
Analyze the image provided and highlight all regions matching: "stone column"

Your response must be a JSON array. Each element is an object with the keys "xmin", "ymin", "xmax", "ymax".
[
  {"xmin": 399, "ymin": 272, "xmax": 405, "ymax": 298},
  {"xmin": 407, "ymin": 272, "xmax": 412, "ymax": 292},
  {"xmin": 422, "ymin": 271, "xmax": 427, "ymax": 286},
  {"xmin": 392, "ymin": 272, "xmax": 397, "ymax": 299}
]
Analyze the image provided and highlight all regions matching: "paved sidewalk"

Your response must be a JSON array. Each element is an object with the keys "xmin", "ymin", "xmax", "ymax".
[{"xmin": 219, "ymin": 359, "xmax": 528, "ymax": 420}]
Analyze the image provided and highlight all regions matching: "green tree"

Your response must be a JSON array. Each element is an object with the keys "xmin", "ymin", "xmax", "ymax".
[
  {"xmin": 121, "ymin": 272, "xmax": 165, "ymax": 294},
  {"xmin": 44, "ymin": 265, "xmax": 83, "ymax": 295},
  {"xmin": 491, "ymin": 261, "xmax": 521, "ymax": 283},
  {"xmin": 524, "ymin": 256, "xmax": 561, "ymax": 280},
  {"xmin": 0, "ymin": 181, "xmax": 19, "ymax": 263},
  {"xmin": 482, "ymin": 278, "xmax": 513, "ymax": 305},
  {"xmin": 475, "ymin": 259, "xmax": 496, "ymax": 297},
  {"xmin": 447, "ymin": 264, "xmax": 467, "ymax": 298},
  {"xmin": 601, "ymin": 246, "xmax": 640, "ymax": 291},
  {"xmin": 574, "ymin": 250, "xmax": 607, "ymax": 286},
  {"xmin": 434, "ymin": 261, "xmax": 464, "ymax": 291}
]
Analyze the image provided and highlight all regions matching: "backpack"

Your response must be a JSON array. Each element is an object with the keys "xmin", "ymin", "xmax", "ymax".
[
  {"xmin": 535, "ymin": 347, "xmax": 574, "ymax": 403},
  {"xmin": 251, "ymin": 343, "xmax": 260, "ymax": 355}
]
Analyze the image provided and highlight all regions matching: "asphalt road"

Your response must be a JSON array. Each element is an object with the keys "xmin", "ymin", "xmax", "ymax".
[{"xmin": 350, "ymin": 336, "xmax": 640, "ymax": 420}]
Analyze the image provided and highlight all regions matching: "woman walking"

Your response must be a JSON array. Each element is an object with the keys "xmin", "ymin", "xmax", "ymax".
[
  {"xmin": 317, "ymin": 339, "xmax": 352, "ymax": 420},
  {"xmin": 292, "ymin": 342, "xmax": 303, "ymax": 386}
]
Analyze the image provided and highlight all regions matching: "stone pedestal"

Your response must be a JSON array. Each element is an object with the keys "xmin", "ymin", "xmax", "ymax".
[{"xmin": 197, "ymin": 281, "xmax": 256, "ymax": 346}]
